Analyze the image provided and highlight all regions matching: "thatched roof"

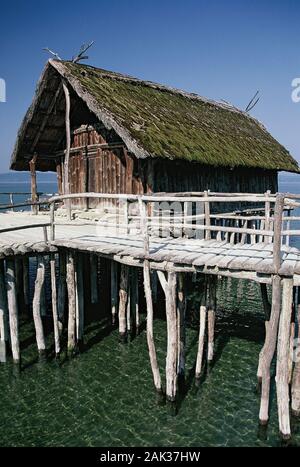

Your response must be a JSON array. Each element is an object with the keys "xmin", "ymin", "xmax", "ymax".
[{"xmin": 10, "ymin": 59, "xmax": 299, "ymax": 173}]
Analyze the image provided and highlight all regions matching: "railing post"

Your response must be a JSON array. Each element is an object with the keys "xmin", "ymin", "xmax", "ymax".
[
  {"xmin": 50, "ymin": 202, "xmax": 55, "ymax": 241},
  {"xmin": 273, "ymin": 194, "xmax": 285, "ymax": 273},
  {"xmin": 204, "ymin": 190, "xmax": 211, "ymax": 240},
  {"xmin": 264, "ymin": 190, "xmax": 271, "ymax": 243},
  {"xmin": 9, "ymin": 193, "xmax": 14, "ymax": 212},
  {"xmin": 138, "ymin": 197, "xmax": 149, "ymax": 257}
]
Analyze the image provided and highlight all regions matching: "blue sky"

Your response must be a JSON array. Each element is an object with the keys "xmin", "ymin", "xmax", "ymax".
[{"xmin": 0, "ymin": 0, "xmax": 299, "ymax": 173}]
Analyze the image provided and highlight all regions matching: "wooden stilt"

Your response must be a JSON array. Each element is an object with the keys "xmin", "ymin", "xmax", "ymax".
[
  {"xmin": 32, "ymin": 255, "xmax": 46, "ymax": 358},
  {"xmin": 165, "ymin": 271, "xmax": 178, "ymax": 402},
  {"xmin": 57, "ymin": 250, "xmax": 66, "ymax": 334},
  {"xmin": 50, "ymin": 254, "xmax": 60, "ymax": 357},
  {"xmin": 111, "ymin": 261, "xmax": 118, "ymax": 325},
  {"xmin": 126, "ymin": 274, "xmax": 131, "ymax": 335},
  {"xmin": 118, "ymin": 264, "xmax": 129, "ymax": 340},
  {"xmin": 292, "ymin": 287, "xmax": 300, "ymax": 415},
  {"xmin": 259, "ymin": 275, "xmax": 281, "ymax": 424},
  {"xmin": 276, "ymin": 277, "xmax": 293, "ymax": 439},
  {"xmin": 0, "ymin": 261, "xmax": 8, "ymax": 362},
  {"xmin": 6, "ymin": 260, "xmax": 20, "ymax": 363},
  {"xmin": 132, "ymin": 268, "xmax": 139, "ymax": 331},
  {"xmin": 90, "ymin": 254, "xmax": 98, "ymax": 304},
  {"xmin": 22, "ymin": 257, "xmax": 30, "ymax": 309},
  {"xmin": 66, "ymin": 252, "xmax": 76, "ymax": 356},
  {"xmin": 143, "ymin": 260, "xmax": 162, "ymax": 392},
  {"xmin": 195, "ymin": 278, "xmax": 207, "ymax": 379},
  {"xmin": 289, "ymin": 321, "xmax": 295, "ymax": 385},
  {"xmin": 207, "ymin": 276, "xmax": 217, "ymax": 362},
  {"xmin": 75, "ymin": 253, "xmax": 84, "ymax": 344},
  {"xmin": 177, "ymin": 272, "xmax": 186, "ymax": 378}
]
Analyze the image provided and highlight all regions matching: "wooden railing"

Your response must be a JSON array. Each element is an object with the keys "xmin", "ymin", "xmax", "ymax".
[
  {"xmin": 0, "ymin": 191, "xmax": 54, "ymax": 213},
  {"xmin": 47, "ymin": 191, "xmax": 300, "ymax": 273}
]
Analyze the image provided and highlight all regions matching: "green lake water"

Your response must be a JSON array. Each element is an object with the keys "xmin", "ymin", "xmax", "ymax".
[{"xmin": 1, "ymin": 174, "xmax": 300, "ymax": 447}]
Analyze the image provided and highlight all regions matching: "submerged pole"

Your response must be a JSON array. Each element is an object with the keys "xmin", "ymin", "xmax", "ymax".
[
  {"xmin": 207, "ymin": 276, "xmax": 217, "ymax": 363},
  {"xmin": 50, "ymin": 254, "xmax": 60, "ymax": 357},
  {"xmin": 75, "ymin": 252, "xmax": 84, "ymax": 344},
  {"xmin": 259, "ymin": 275, "xmax": 281, "ymax": 425},
  {"xmin": 165, "ymin": 271, "xmax": 178, "ymax": 402},
  {"xmin": 90, "ymin": 254, "xmax": 98, "ymax": 304},
  {"xmin": 66, "ymin": 251, "xmax": 76, "ymax": 356},
  {"xmin": 177, "ymin": 272, "xmax": 186, "ymax": 380},
  {"xmin": 6, "ymin": 259, "xmax": 20, "ymax": 363},
  {"xmin": 276, "ymin": 277, "xmax": 293, "ymax": 439},
  {"xmin": 195, "ymin": 277, "xmax": 207, "ymax": 379},
  {"xmin": 57, "ymin": 250, "xmax": 66, "ymax": 334},
  {"xmin": 143, "ymin": 260, "xmax": 162, "ymax": 393},
  {"xmin": 118, "ymin": 264, "xmax": 129, "ymax": 341},
  {"xmin": 0, "ymin": 261, "xmax": 8, "ymax": 362},
  {"xmin": 111, "ymin": 261, "xmax": 118, "ymax": 325},
  {"xmin": 292, "ymin": 286, "xmax": 300, "ymax": 415},
  {"xmin": 32, "ymin": 255, "xmax": 46, "ymax": 358}
]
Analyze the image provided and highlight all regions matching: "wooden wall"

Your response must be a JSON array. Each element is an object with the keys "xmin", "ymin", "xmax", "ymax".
[{"xmin": 56, "ymin": 124, "xmax": 278, "ymax": 209}]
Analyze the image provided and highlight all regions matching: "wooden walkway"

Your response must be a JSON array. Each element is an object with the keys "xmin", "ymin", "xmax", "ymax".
[{"xmin": 2, "ymin": 191, "xmax": 300, "ymax": 440}]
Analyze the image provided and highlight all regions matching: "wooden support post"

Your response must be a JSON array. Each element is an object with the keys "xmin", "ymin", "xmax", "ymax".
[
  {"xmin": 111, "ymin": 261, "xmax": 118, "ymax": 325},
  {"xmin": 118, "ymin": 264, "xmax": 129, "ymax": 341},
  {"xmin": 66, "ymin": 252, "xmax": 76, "ymax": 356},
  {"xmin": 22, "ymin": 257, "xmax": 30, "ymax": 309},
  {"xmin": 195, "ymin": 278, "xmax": 207, "ymax": 379},
  {"xmin": 131, "ymin": 268, "xmax": 139, "ymax": 331},
  {"xmin": 258, "ymin": 275, "xmax": 281, "ymax": 425},
  {"xmin": 6, "ymin": 260, "xmax": 20, "ymax": 364},
  {"xmin": 57, "ymin": 251, "xmax": 66, "ymax": 334},
  {"xmin": 0, "ymin": 261, "xmax": 8, "ymax": 362},
  {"xmin": 292, "ymin": 287, "xmax": 300, "ymax": 415},
  {"xmin": 207, "ymin": 276, "xmax": 217, "ymax": 362},
  {"xmin": 90, "ymin": 254, "xmax": 98, "ymax": 304},
  {"xmin": 62, "ymin": 81, "xmax": 72, "ymax": 221},
  {"xmin": 273, "ymin": 194, "xmax": 284, "ymax": 273},
  {"xmin": 29, "ymin": 154, "xmax": 38, "ymax": 215},
  {"xmin": 177, "ymin": 272, "xmax": 186, "ymax": 379},
  {"xmin": 32, "ymin": 255, "xmax": 46, "ymax": 357},
  {"xmin": 75, "ymin": 253, "xmax": 84, "ymax": 344},
  {"xmin": 143, "ymin": 260, "xmax": 162, "ymax": 392},
  {"xmin": 165, "ymin": 271, "xmax": 178, "ymax": 402},
  {"xmin": 126, "ymin": 276, "xmax": 131, "ymax": 335},
  {"xmin": 204, "ymin": 190, "xmax": 211, "ymax": 241},
  {"xmin": 50, "ymin": 254, "xmax": 60, "ymax": 357},
  {"xmin": 276, "ymin": 277, "xmax": 293, "ymax": 439}
]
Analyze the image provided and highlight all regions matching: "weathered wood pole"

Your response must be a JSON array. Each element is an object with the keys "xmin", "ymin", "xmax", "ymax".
[
  {"xmin": 29, "ymin": 154, "xmax": 38, "ymax": 215},
  {"xmin": 207, "ymin": 276, "xmax": 217, "ymax": 362},
  {"xmin": 50, "ymin": 254, "xmax": 60, "ymax": 357},
  {"xmin": 22, "ymin": 257, "xmax": 30, "ymax": 309},
  {"xmin": 276, "ymin": 277, "xmax": 293, "ymax": 439},
  {"xmin": 66, "ymin": 252, "xmax": 76, "ymax": 356},
  {"xmin": 5, "ymin": 260, "xmax": 20, "ymax": 363},
  {"xmin": 111, "ymin": 261, "xmax": 118, "ymax": 325},
  {"xmin": 131, "ymin": 268, "xmax": 139, "ymax": 331},
  {"xmin": 289, "ymin": 321, "xmax": 295, "ymax": 385},
  {"xmin": 0, "ymin": 261, "xmax": 8, "ymax": 362},
  {"xmin": 143, "ymin": 260, "xmax": 162, "ymax": 393},
  {"xmin": 57, "ymin": 251, "xmax": 66, "ymax": 334},
  {"xmin": 177, "ymin": 272, "xmax": 186, "ymax": 379},
  {"xmin": 62, "ymin": 81, "xmax": 72, "ymax": 221},
  {"xmin": 258, "ymin": 275, "xmax": 281, "ymax": 425},
  {"xmin": 195, "ymin": 277, "xmax": 207, "ymax": 379},
  {"xmin": 32, "ymin": 255, "xmax": 46, "ymax": 358},
  {"xmin": 165, "ymin": 271, "xmax": 178, "ymax": 402},
  {"xmin": 75, "ymin": 253, "xmax": 84, "ymax": 344},
  {"xmin": 90, "ymin": 254, "xmax": 98, "ymax": 304},
  {"xmin": 292, "ymin": 286, "xmax": 300, "ymax": 415},
  {"xmin": 126, "ymin": 275, "xmax": 131, "ymax": 335},
  {"xmin": 118, "ymin": 264, "xmax": 129, "ymax": 341}
]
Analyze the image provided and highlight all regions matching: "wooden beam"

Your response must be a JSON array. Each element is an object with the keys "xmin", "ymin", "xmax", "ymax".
[{"xmin": 29, "ymin": 155, "xmax": 38, "ymax": 215}]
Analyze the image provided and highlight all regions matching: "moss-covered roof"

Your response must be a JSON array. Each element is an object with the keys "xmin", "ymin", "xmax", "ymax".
[{"xmin": 11, "ymin": 59, "xmax": 299, "ymax": 172}]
